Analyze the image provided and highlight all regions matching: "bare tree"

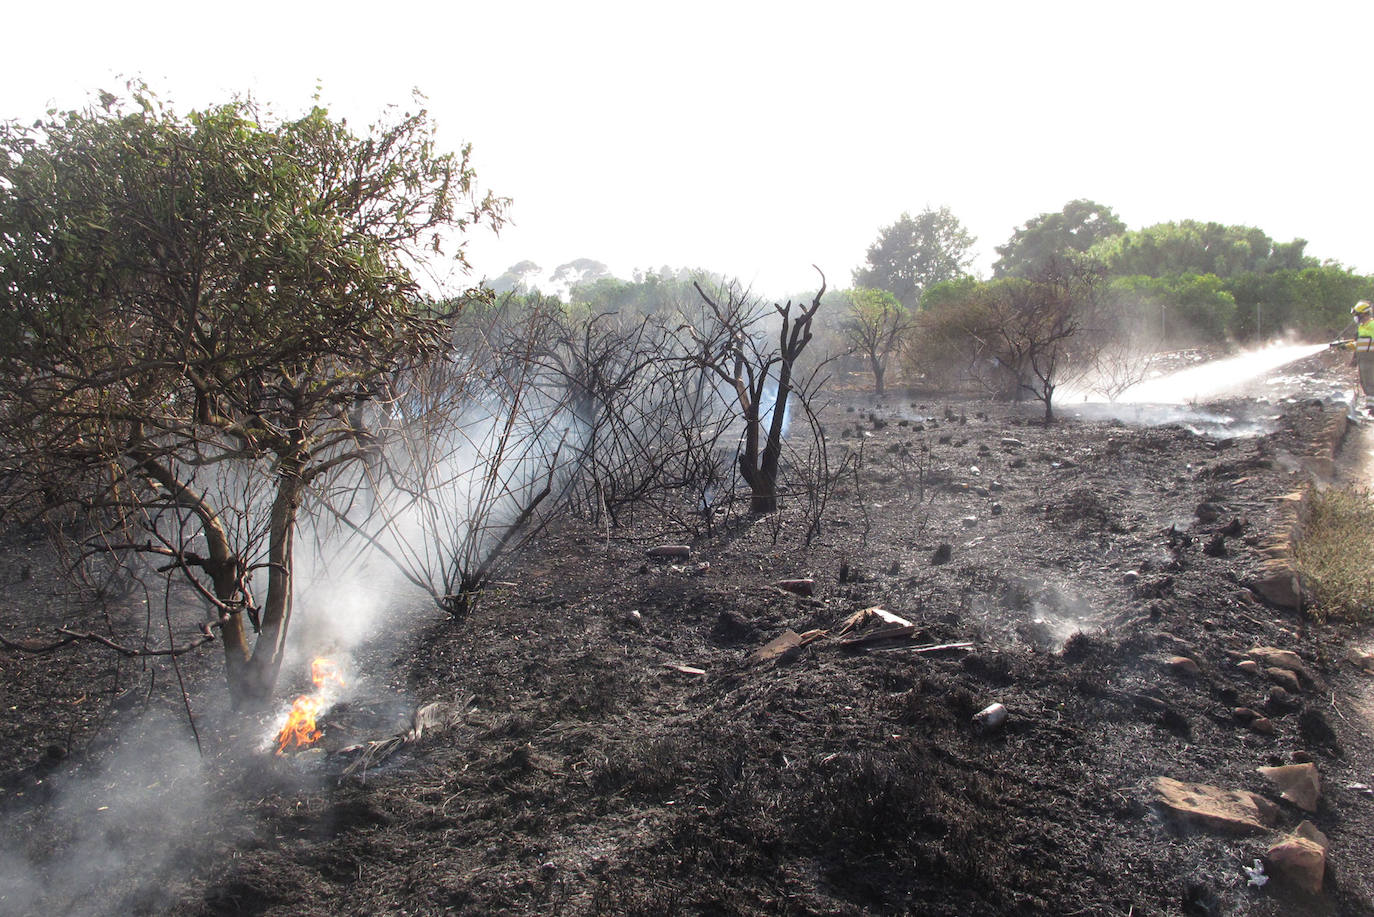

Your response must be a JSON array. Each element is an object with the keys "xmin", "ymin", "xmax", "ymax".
[{"xmin": 684, "ymin": 270, "xmax": 826, "ymax": 513}]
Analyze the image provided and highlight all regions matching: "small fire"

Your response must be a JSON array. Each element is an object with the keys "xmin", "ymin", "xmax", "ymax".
[{"xmin": 274, "ymin": 656, "xmax": 346, "ymax": 755}]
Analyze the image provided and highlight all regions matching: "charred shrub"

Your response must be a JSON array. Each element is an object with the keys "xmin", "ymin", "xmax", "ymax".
[
  {"xmin": 590, "ymin": 734, "xmax": 700, "ymax": 799},
  {"xmin": 960, "ymin": 651, "xmax": 1015, "ymax": 686},
  {"xmin": 1044, "ymin": 488, "xmax": 1126, "ymax": 536},
  {"xmin": 789, "ymin": 747, "xmax": 1031, "ymax": 911}
]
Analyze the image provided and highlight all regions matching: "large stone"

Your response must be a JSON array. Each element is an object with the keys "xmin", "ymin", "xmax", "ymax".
[
  {"xmin": 1247, "ymin": 646, "xmax": 1304, "ymax": 672},
  {"xmin": 1265, "ymin": 666, "xmax": 1302, "ymax": 693},
  {"xmin": 1248, "ymin": 562, "xmax": 1303, "ymax": 609},
  {"xmin": 1152, "ymin": 777, "xmax": 1279, "ymax": 834},
  {"xmin": 1168, "ymin": 655, "xmax": 1200, "ymax": 677},
  {"xmin": 1257, "ymin": 763, "xmax": 1321, "ymax": 813},
  {"xmin": 1345, "ymin": 648, "xmax": 1374, "ymax": 673},
  {"xmin": 1266, "ymin": 821, "xmax": 1330, "ymax": 894}
]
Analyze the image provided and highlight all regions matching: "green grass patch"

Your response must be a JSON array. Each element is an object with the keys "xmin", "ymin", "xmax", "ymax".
[{"xmin": 1295, "ymin": 486, "xmax": 1374, "ymax": 621}]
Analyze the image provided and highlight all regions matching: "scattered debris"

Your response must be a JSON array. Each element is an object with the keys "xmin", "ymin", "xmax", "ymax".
[
  {"xmin": 972, "ymin": 702, "xmax": 1007, "ymax": 733},
  {"xmin": 836, "ymin": 606, "xmax": 914, "ymax": 635},
  {"xmin": 340, "ymin": 695, "xmax": 475, "ymax": 779},
  {"xmin": 1265, "ymin": 820, "xmax": 1330, "ymax": 894},
  {"xmin": 662, "ymin": 663, "xmax": 707, "ymax": 677},
  {"xmin": 751, "ymin": 629, "xmax": 825, "ymax": 664},
  {"xmin": 1152, "ymin": 777, "xmax": 1280, "ymax": 834},
  {"xmin": 1243, "ymin": 858, "xmax": 1268, "ymax": 888},
  {"xmin": 1257, "ymin": 762, "xmax": 1320, "ymax": 812}
]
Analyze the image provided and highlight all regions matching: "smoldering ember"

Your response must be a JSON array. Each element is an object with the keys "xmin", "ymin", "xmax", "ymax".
[{"xmin": 3, "ymin": 98, "xmax": 1374, "ymax": 916}]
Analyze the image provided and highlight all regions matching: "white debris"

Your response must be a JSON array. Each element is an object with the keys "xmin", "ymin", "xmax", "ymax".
[{"xmin": 1244, "ymin": 859, "xmax": 1268, "ymax": 888}]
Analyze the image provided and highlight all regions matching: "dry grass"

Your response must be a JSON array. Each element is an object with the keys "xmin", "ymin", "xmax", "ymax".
[{"xmin": 1295, "ymin": 486, "xmax": 1374, "ymax": 621}]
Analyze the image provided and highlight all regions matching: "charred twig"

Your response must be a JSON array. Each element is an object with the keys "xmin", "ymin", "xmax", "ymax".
[{"xmin": 0, "ymin": 626, "xmax": 215, "ymax": 657}]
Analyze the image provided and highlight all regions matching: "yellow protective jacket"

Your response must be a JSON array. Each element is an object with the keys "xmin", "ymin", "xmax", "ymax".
[{"xmin": 1357, "ymin": 318, "xmax": 1374, "ymax": 351}]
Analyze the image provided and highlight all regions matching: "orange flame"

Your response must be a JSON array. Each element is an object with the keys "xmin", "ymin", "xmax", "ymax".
[{"xmin": 274, "ymin": 657, "xmax": 345, "ymax": 755}]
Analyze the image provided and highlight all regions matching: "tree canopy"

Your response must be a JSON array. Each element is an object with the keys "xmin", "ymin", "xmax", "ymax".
[
  {"xmin": 992, "ymin": 199, "xmax": 1125, "ymax": 278},
  {"xmin": 853, "ymin": 207, "xmax": 975, "ymax": 309},
  {"xmin": 0, "ymin": 86, "xmax": 505, "ymax": 706},
  {"xmin": 1088, "ymin": 220, "xmax": 1316, "ymax": 279}
]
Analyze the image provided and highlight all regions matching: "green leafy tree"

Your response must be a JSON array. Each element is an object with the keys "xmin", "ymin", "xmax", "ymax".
[
  {"xmin": 1107, "ymin": 274, "xmax": 1237, "ymax": 345},
  {"xmin": 0, "ymin": 87, "xmax": 505, "ymax": 708},
  {"xmin": 839, "ymin": 288, "xmax": 910, "ymax": 395},
  {"xmin": 854, "ymin": 207, "xmax": 976, "ymax": 309},
  {"xmin": 1224, "ymin": 266, "xmax": 1374, "ymax": 340},
  {"xmin": 1088, "ymin": 221, "xmax": 1315, "ymax": 279},
  {"xmin": 992, "ymin": 199, "xmax": 1125, "ymax": 278}
]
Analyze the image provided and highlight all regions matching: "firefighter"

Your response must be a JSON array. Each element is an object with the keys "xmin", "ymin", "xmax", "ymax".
[{"xmin": 1351, "ymin": 300, "xmax": 1374, "ymax": 406}]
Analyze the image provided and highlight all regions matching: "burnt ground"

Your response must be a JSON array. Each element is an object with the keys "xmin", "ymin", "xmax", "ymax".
[{"xmin": 2, "ymin": 349, "xmax": 1374, "ymax": 916}]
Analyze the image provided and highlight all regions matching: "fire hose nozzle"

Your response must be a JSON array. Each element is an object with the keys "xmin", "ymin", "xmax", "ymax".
[{"xmin": 1329, "ymin": 339, "xmax": 1353, "ymax": 350}]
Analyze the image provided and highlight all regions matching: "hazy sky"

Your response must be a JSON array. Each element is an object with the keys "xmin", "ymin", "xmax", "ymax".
[{"xmin": 6, "ymin": 1, "xmax": 1372, "ymax": 297}]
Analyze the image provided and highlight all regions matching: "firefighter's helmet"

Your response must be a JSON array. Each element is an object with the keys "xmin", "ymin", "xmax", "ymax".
[{"xmin": 1354, "ymin": 300, "xmax": 1373, "ymax": 318}]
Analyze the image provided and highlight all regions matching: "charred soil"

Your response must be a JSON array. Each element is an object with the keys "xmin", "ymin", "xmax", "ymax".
[{"xmin": 3, "ymin": 350, "xmax": 1374, "ymax": 916}]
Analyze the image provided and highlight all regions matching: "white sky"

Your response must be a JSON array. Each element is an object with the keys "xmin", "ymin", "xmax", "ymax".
[{"xmin": 6, "ymin": 1, "xmax": 1373, "ymax": 298}]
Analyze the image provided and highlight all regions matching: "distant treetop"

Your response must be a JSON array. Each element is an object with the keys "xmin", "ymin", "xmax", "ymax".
[{"xmin": 993, "ymin": 199, "xmax": 1125, "ymax": 278}]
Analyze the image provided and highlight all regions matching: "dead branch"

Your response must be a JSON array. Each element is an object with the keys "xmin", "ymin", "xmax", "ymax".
[{"xmin": 0, "ymin": 625, "xmax": 216, "ymax": 657}]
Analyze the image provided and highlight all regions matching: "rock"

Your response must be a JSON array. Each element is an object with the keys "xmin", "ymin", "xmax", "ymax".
[
  {"xmin": 1000, "ymin": 437, "xmax": 1024, "ymax": 448},
  {"xmin": 1152, "ymin": 777, "xmax": 1280, "ymax": 834},
  {"xmin": 1236, "ymin": 659, "xmax": 1260, "ymax": 674},
  {"xmin": 960, "ymin": 515, "xmax": 978, "ymax": 527},
  {"xmin": 1248, "ymin": 565, "xmax": 1304, "ymax": 610},
  {"xmin": 1168, "ymin": 655, "xmax": 1201, "ymax": 677},
  {"xmin": 1122, "ymin": 570, "xmax": 1140, "ymax": 586},
  {"xmin": 1291, "ymin": 750, "xmax": 1314, "ymax": 764},
  {"xmin": 1195, "ymin": 502, "xmax": 1224, "ymax": 523},
  {"xmin": 1232, "ymin": 706, "xmax": 1260, "ymax": 723},
  {"xmin": 1265, "ymin": 666, "xmax": 1302, "ymax": 693},
  {"xmin": 1266, "ymin": 821, "xmax": 1329, "ymax": 894},
  {"xmin": 1345, "ymin": 647, "xmax": 1374, "ymax": 673},
  {"xmin": 1265, "ymin": 687, "xmax": 1299, "ymax": 714},
  {"xmin": 1257, "ymin": 762, "xmax": 1320, "ymax": 812},
  {"xmin": 774, "ymin": 578, "xmax": 815, "ymax": 597},
  {"xmin": 647, "ymin": 545, "xmax": 692, "ymax": 561},
  {"xmin": 1249, "ymin": 717, "xmax": 1276, "ymax": 735},
  {"xmin": 990, "ymin": 502, "xmax": 1004, "ymax": 515},
  {"xmin": 1248, "ymin": 646, "xmax": 1304, "ymax": 673}
]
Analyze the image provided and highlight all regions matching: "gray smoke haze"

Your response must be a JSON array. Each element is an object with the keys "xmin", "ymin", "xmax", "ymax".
[{"xmin": 0, "ymin": 713, "xmax": 215, "ymax": 916}]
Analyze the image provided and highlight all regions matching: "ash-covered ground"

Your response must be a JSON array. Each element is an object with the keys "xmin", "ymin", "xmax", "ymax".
[{"xmin": 2, "ymin": 348, "xmax": 1373, "ymax": 916}]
